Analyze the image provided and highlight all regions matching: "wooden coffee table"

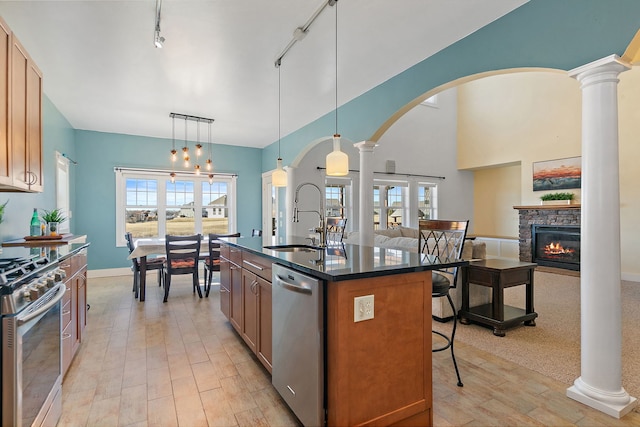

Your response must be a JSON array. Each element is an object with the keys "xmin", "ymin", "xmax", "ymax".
[{"xmin": 459, "ymin": 258, "xmax": 537, "ymax": 337}]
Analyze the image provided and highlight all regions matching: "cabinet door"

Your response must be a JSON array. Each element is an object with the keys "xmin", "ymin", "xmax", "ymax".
[
  {"xmin": 257, "ymin": 276, "xmax": 272, "ymax": 373},
  {"xmin": 229, "ymin": 262, "xmax": 243, "ymax": 333},
  {"xmin": 219, "ymin": 257, "xmax": 231, "ymax": 319},
  {"xmin": 77, "ymin": 268, "xmax": 87, "ymax": 342},
  {"xmin": 25, "ymin": 60, "xmax": 42, "ymax": 192},
  {"xmin": 241, "ymin": 269, "xmax": 258, "ymax": 353},
  {"xmin": 10, "ymin": 37, "xmax": 27, "ymax": 190},
  {"xmin": 70, "ymin": 275, "xmax": 80, "ymax": 355},
  {"xmin": 61, "ymin": 320, "xmax": 73, "ymax": 378},
  {"xmin": 0, "ymin": 17, "xmax": 11, "ymax": 186}
]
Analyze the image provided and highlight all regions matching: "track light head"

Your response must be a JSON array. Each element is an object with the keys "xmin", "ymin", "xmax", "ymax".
[{"xmin": 154, "ymin": 31, "xmax": 165, "ymax": 48}]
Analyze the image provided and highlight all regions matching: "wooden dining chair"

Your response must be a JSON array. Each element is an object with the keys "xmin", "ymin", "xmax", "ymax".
[
  {"xmin": 163, "ymin": 234, "xmax": 202, "ymax": 303},
  {"xmin": 125, "ymin": 232, "xmax": 163, "ymax": 298},
  {"xmin": 418, "ymin": 219, "xmax": 469, "ymax": 387},
  {"xmin": 325, "ymin": 217, "xmax": 347, "ymax": 244},
  {"xmin": 203, "ymin": 232, "xmax": 240, "ymax": 297}
]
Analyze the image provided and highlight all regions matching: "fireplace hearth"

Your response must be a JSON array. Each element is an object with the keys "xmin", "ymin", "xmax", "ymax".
[{"xmin": 531, "ymin": 225, "xmax": 580, "ymax": 270}]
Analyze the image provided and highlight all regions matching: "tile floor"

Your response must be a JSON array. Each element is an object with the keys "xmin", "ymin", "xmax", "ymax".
[{"xmin": 58, "ymin": 274, "xmax": 640, "ymax": 426}]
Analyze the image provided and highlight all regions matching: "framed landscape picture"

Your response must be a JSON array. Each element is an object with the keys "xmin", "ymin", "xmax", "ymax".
[{"xmin": 532, "ymin": 156, "xmax": 581, "ymax": 191}]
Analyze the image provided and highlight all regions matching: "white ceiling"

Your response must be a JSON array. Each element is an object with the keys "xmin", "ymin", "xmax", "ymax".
[{"xmin": 0, "ymin": 0, "xmax": 528, "ymax": 148}]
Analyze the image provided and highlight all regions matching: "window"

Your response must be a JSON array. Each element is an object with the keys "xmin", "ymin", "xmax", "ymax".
[
  {"xmin": 374, "ymin": 180, "xmax": 408, "ymax": 229},
  {"xmin": 55, "ymin": 152, "xmax": 71, "ymax": 234},
  {"xmin": 115, "ymin": 169, "xmax": 236, "ymax": 246},
  {"xmin": 325, "ymin": 177, "xmax": 351, "ymax": 222},
  {"xmin": 418, "ymin": 183, "xmax": 437, "ymax": 220},
  {"xmin": 420, "ymin": 94, "xmax": 438, "ymax": 107}
]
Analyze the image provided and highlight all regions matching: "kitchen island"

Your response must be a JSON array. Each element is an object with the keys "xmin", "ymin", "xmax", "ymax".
[{"xmin": 219, "ymin": 236, "xmax": 467, "ymax": 427}]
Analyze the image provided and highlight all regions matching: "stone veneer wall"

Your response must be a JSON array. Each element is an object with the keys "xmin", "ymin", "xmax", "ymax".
[{"xmin": 516, "ymin": 206, "xmax": 581, "ymax": 262}]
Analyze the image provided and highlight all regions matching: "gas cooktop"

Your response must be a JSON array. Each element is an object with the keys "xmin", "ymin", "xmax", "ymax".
[{"xmin": 0, "ymin": 255, "xmax": 50, "ymax": 287}]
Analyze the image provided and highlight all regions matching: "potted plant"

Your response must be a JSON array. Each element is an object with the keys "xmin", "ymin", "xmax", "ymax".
[
  {"xmin": 40, "ymin": 208, "xmax": 67, "ymax": 236},
  {"xmin": 540, "ymin": 192, "xmax": 575, "ymax": 205},
  {"xmin": 0, "ymin": 200, "xmax": 8, "ymax": 225}
]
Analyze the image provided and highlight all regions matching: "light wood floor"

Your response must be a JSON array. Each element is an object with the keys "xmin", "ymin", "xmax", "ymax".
[{"xmin": 58, "ymin": 274, "xmax": 640, "ymax": 427}]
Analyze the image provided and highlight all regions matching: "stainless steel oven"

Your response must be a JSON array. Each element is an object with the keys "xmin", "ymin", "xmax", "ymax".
[{"xmin": 1, "ymin": 257, "xmax": 66, "ymax": 427}]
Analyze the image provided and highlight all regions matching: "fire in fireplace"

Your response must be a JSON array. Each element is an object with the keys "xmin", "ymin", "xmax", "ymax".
[{"xmin": 531, "ymin": 225, "xmax": 580, "ymax": 270}]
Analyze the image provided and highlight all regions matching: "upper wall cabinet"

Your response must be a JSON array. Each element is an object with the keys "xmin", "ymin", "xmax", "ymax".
[{"xmin": 0, "ymin": 16, "xmax": 43, "ymax": 193}]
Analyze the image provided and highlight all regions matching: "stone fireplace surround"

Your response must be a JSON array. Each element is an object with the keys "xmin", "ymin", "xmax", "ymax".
[{"xmin": 514, "ymin": 205, "xmax": 581, "ymax": 263}]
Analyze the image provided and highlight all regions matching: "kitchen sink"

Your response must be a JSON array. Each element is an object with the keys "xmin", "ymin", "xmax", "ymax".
[{"xmin": 264, "ymin": 245, "xmax": 321, "ymax": 253}]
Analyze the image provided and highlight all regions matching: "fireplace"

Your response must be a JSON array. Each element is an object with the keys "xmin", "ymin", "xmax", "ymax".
[{"xmin": 531, "ymin": 225, "xmax": 580, "ymax": 271}]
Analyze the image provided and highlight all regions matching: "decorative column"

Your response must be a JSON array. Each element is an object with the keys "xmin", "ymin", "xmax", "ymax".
[
  {"xmin": 355, "ymin": 141, "xmax": 377, "ymax": 246},
  {"xmin": 566, "ymin": 55, "xmax": 636, "ymax": 418}
]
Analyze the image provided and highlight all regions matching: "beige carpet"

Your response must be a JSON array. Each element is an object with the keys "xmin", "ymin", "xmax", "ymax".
[{"xmin": 433, "ymin": 270, "xmax": 640, "ymax": 399}]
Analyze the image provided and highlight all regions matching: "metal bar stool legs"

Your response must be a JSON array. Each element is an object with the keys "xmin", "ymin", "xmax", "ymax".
[{"xmin": 432, "ymin": 292, "xmax": 463, "ymax": 387}]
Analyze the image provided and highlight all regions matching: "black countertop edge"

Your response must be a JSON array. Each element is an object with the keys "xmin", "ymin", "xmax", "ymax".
[{"xmin": 224, "ymin": 237, "xmax": 468, "ymax": 282}]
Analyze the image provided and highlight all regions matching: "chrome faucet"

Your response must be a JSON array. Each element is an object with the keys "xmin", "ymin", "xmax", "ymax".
[{"xmin": 292, "ymin": 182, "xmax": 326, "ymax": 247}]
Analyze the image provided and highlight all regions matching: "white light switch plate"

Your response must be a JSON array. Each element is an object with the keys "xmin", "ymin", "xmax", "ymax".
[{"xmin": 354, "ymin": 295, "xmax": 374, "ymax": 322}]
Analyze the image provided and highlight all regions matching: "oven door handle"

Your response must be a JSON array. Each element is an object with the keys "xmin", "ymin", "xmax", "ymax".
[{"xmin": 17, "ymin": 283, "xmax": 65, "ymax": 326}]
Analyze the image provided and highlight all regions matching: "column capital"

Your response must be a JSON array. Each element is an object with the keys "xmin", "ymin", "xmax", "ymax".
[
  {"xmin": 354, "ymin": 140, "xmax": 378, "ymax": 152},
  {"xmin": 568, "ymin": 54, "xmax": 631, "ymax": 86}
]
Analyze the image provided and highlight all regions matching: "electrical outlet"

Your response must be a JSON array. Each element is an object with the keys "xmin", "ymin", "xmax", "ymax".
[{"xmin": 354, "ymin": 295, "xmax": 374, "ymax": 322}]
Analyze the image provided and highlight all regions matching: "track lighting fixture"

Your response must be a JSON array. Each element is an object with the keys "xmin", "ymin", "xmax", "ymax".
[{"xmin": 154, "ymin": 0, "xmax": 165, "ymax": 48}]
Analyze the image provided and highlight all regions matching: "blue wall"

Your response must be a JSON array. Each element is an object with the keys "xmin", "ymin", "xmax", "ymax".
[{"xmin": 73, "ymin": 130, "xmax": 262, "ymax": 270}]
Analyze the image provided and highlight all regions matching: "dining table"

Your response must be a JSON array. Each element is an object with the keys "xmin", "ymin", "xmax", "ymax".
[{"xmin": 128, "ymin": 237, "xmax": 216, "ymax": 301}]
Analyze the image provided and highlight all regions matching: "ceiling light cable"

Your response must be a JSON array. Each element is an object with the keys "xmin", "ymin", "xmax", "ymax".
[
  {"xmin": 325, "ymin": 0, "xmax": 349, "ymax": 176},
  {"xmin": 272, "ymin": 58, "xmax": 287, "ymax": 187}
]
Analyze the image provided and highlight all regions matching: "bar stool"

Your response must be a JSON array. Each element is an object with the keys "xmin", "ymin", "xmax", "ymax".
[{"xmin": 418, "ymin": 219, "xmax": 469, "ymax": 387}]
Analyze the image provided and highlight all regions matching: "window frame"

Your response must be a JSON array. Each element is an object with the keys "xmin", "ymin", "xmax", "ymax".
[
  {"xmin": 374, "ymin": 179, "xmax": 408, "ymax": 229},
  {"xmin": 115, "ymin": 168, "xmax": 237, "ymax": 246},
  {"xmin": 325, "ymin": 177, "xmax": 353, "ymax": 231}
]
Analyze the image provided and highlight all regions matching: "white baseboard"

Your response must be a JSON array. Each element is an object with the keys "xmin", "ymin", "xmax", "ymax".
[
  {"xmin": 621, "ymin": 272, "xmax": 640, "ymax": 283},
  {"xmin": 88, "ymin": 267, "xmax": 131, "ymax": 278}
]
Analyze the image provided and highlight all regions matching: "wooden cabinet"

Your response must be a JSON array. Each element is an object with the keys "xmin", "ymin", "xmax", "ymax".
[
  {"xmin": 0, "ymin": 17, "xmax": 43, "ymax": 192},
  {"xmin": 219, "ymin": 243, "xmax": 273, "ymax": 373},
  {"xmin": 60, "ymin": 248, "xmax": 89, "ymax": 378}
]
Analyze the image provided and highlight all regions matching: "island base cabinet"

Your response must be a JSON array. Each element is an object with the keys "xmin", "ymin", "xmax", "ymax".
[
  {"xmin": 326, "ymin": 271, "xmax": 433, "ymax": 427},
  {"xmin": 220, "ymin": 243, "xmax": 273, "ymax": 373}
]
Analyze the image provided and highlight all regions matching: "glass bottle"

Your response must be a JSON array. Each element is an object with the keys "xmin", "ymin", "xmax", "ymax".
[{"xmin": 30, "ymin": 208, "xmax": 41, "ymax": 236}]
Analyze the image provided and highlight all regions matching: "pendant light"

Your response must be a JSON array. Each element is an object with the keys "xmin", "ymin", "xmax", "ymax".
[
  {"xmin": 272, "ymin": 59, "xmax": 287, "ymax": 187},
  {"xmin": 325, "ymin": 0, "xmax": 348, "ymax": 177}
]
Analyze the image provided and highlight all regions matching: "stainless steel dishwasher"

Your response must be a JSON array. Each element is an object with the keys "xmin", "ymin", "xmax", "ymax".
[{"xmin": 272, "ymin": 263, "xmax": 324, "ymax": 427}]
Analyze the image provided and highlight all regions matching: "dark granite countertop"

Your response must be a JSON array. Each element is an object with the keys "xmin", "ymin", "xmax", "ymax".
[
  {"xmin": 223, "ymin": 236, "xmax": 467, "ymax": 282},
  {"xmin": 0, "ymin": 241, "xmax": 89, "ymax": 263}
]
